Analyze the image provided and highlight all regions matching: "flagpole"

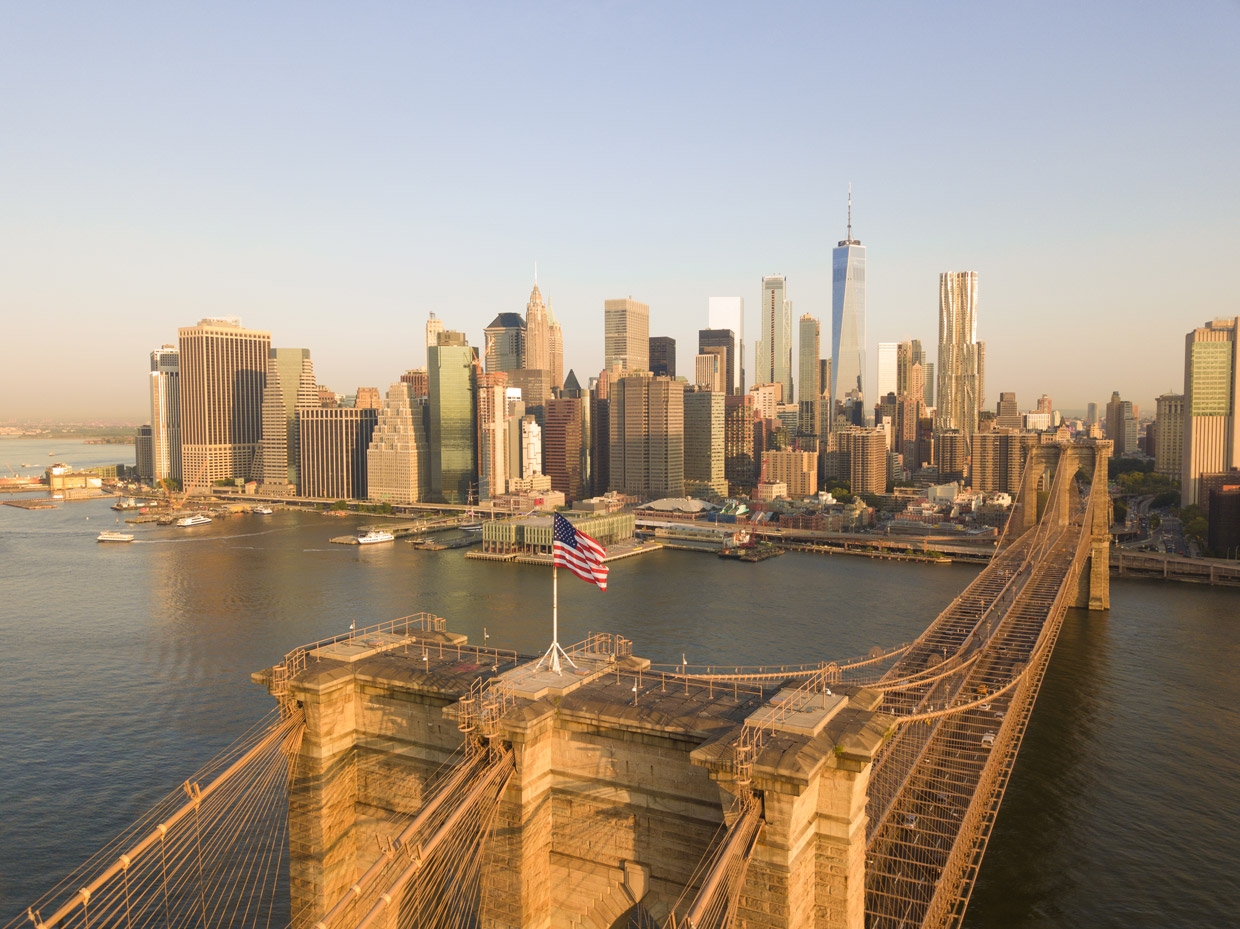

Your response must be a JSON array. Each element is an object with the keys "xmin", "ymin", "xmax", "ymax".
[
  {"xmin": 536, "ymin": 516, "xmax": 582, "ymax": 676},
  {"xmin": 552, "ymin": 563, "xmax": 560, "ymax": 673}
]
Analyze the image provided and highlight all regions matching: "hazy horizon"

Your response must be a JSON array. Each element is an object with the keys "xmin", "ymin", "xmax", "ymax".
[{"xmin": 2, "ymin": 2, "xmax": 1236, "ymax": 421}]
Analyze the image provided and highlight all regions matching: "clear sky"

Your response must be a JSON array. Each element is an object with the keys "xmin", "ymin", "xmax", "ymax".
[{"xmin": 2, "ymin": 1, "xmax": 1237, "ymax": 421}]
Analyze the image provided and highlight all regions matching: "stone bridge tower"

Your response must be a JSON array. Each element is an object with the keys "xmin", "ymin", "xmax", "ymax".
[{"xmin": 1017, "ymin": 438, "xmax": 1112, "ymax": 610}]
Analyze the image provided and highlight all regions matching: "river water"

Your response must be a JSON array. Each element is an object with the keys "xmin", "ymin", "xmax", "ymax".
[{"xmin": 1, "ymin": 439, "xmax": 1237, "ymax": 927}]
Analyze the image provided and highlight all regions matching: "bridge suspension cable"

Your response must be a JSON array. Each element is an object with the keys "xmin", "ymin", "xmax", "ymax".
[
  {"xmin": 664, "ymin": 796, "xmax": 763, "ymax": 929},
  {"xmin": 15, "ymin": 708, "xmax": 305, "ymax": 929}
]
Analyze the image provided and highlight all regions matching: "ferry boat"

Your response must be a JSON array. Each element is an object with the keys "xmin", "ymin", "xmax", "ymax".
[
  {"xmin": 355, "ymin": 528, "xmax": 395, "ymax": 545},
  {"xmin": 252, "ymin": 505, "xmax": 274, "ymax": 515},
  {"xmin": 460, "ymin": 523, "xmax": 483, "ymax": 533},
  {"xmin": 175, "ymin": 514, "xmax": 213, "ymax": 527},
  {"xmin": 96, "ymin": 531, "xmax": 135, "ymax": 543}
]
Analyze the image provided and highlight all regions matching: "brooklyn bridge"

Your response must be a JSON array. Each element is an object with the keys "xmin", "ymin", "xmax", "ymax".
[{"xmin": 12, "ymin": 439, "xmax": 1112, "ymax": 929}]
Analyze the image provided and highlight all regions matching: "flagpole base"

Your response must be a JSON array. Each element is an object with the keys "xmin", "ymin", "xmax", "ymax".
[{"xmin": 534, "ymin": 640, "xmax": 577, "ymax": 675}]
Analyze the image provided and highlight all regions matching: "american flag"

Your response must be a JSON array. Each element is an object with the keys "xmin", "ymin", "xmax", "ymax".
[{"xmin": 552, "ymin": 513, "xmax": 609, "ymax": 591}]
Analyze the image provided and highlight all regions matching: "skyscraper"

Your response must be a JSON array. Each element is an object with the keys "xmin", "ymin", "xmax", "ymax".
[
  {"xmin": 520, "ymin": 415, "xmax": 543, "ymax": 479},
  {"xmin": 148, "ymin": 345, "xmax": 181, "ymax": 484},
  {"xmin": 1105, "ymin": 391, "xmax": 1136, "ymax": 457},
  {"xmin": 1182, "ymin": 317, "xmax": 1240, "ymax": 505},
  {"xmin": 649, "ymin": 336, "xmax": 676, "ymax": 378},
  {"xmin": 798, "ymin": 315, "xmax": 820, "ymax": 436},
  {"xmin": 697, "ymin": 329, "xmax": 735, "ymax": 397},
  {"xmin": 504, "ymin": 388, "xmax": 526, "ymax": 484},
  {"xmin": 694, "ymin": 354, "xmax": 723, "ymax": 392},
  {"xmin": 483, "ymin": 313, "xmax": 526, "ymax": 373},
  {"xmin": 832, "ymin": 193, "xmax": 866, "ymax": 423},
  {"xmin": 425, "ymin": 312, "xmax": 444, "ymax": 351},
  {"xmin": 524, "ymin": 282, "xmax": 551, "ymax": 373},
  {"xmin": 256, "ymin": 347, "xmax": 316, "ymax": 492},
  {"xmin": 876, "ymin": 342, "xmax": 898, "ymax": 400},
  {"xmin": 428, "ymin": 331, "xmax": 478, "ymax": 504},
  {"xmin": 763, "ymin": 449, "xmax": 818, "ymax": 498},
  {"xmin": 723, "ymin": 394, "xmax": 757, "ymax": 491},
  {"xmin": 401, "ymin": 369, "xmax": 429, "ymax": 399},
  {"xmin": 178, "ymin": 318, "xmax": 271, "ymax": 488},
  {"xmin": 972, "ymin": 430, "xmax": 1032, "ymax": 494},
  {"xmin": 935, "ymin": 272, "xmax": 982, "ymax": 452},
  {"xmin": 996, "ymin": 392, "xmax": 1021, "ymax": 430},
  {"xmin": 609, "ymin": 374, "xmax": 683, "ymax": 498},
  {"xmin": 366, "ymin": 382, "xmax": 430, "ymax": 505},
  {"xmin": 298, "ymin": 406, "xmax": 377, "ymax": 500},
  {"xmin": 1155, "ymin": 393, "xmax": 1184, "ymax": 479},
  {"xmin": 684, "ymin": 389, "xmax": 727, "ymax": 497},
  {"xmin": 836, "ymin": 427, "xmax": 886, "ymax": 495},
  {"xmin": 707, "ymin": 297, "xmax": 744, "ymax": 393},
  {"xmin": 476, "ymin": 372, "xmax": 509, "ymax": 501},
  {"xmin": 354, "ymin": 387, "xmax": 382, "ymax": 410},
  {"xmin": 548, "ymin": 303, "xmax": 564, "ymax": 394},
  {"xmin": 895, "ymin": 340, "xmax": 924, "ymax": 398},
  {"xmin": 560, "ymin": 371, "xmax": 592, "ymax": 496},
  {"xmin": 135, "ymin": 425, "xmax": 154, "ymax": 481},
  {"xmin": 604, "ymin": 298, "xmax": 650, "ymax": 373},
  {"xmin": 545, "ymin": 398, "xmax": 584, "ymax": 502},
  {"xmin": 756, "ymin": 276, "xmax": 792, "ymax": 402},
  {"xmin": 819, "ymin": 358, "xmax": 833, "ymax": 437},
  {"xmin": 590, "ymin": 371, "xmax": 611, "ymax": 494}
]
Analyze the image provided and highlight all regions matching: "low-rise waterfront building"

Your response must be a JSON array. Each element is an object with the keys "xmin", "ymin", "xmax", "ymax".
[{"xmin": 480, "ymin": 512, "xmax": 634, "ymax": 556}]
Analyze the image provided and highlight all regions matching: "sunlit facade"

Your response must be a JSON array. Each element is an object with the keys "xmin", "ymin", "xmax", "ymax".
[
  {"xmin": 756, "ymin": 276, "xmax": 792, "ymax": 402},
  {"xmin": 428, "ymin": 332, "xmax": 478, "ymax": 504},
  {"xmin": 831, "ymin": 232, "xmax": 865, "ymax": 423},
  {"xmin": 178, "ymin": 318, "xmax": 271, "ymax": 487},
  {"xmin": 935, "ymin": 272, "xmax": 982, "ymax": 452}
]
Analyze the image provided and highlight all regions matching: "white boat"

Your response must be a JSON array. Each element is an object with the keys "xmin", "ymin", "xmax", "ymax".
[
  {"xmin": 460, "ymin": 523, "xmax": 483, "ymax": 533},
  {"xmin": 97, "ymin": 531, "xmax": 135, "ymax": 543},
  {"xmin": 253, "ymin": 505, "xmax": 274, "ymax": 515},
  {"xmin": 356, "ymin": 528, "xmax": 395, "ymax": 545},
  {"xmin": 111, "ymin": 497, "xmax": 141, "ymax": 511},
  {"xmin": 176, "ymin": 514, "xmax": 213, "ymax": 527}
]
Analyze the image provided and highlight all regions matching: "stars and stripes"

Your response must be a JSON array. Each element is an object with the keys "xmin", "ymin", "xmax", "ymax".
[{"xmin": 552, "ymin": 513, "xmax": 609, "ymax": 591}]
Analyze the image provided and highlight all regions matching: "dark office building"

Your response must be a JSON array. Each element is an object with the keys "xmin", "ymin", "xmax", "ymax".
[
  {"xmin": 649, "ymin": 336, "xmax": 676, "ymax": 379},
  {"xmin": 698, "ymin": 328, "xmax": 736, "ymax": 396},
  {"xmin": 299, "ymin": 406, "xmax": 379, "ymax": 500}
]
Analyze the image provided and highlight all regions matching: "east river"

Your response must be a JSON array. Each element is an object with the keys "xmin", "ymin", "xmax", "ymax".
[{"xmin": 1, "ymin": 439, "xmax": 1237, "ymax": 928}]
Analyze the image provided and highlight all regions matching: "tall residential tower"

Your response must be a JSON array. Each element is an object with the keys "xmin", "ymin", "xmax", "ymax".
[
  {"xmin": 935, "ymin": 272, "xmax": 983, "ymax": 452},
  {"xmin": 756, "ymin": 276, "xmax": 792, "ymax": 402}
]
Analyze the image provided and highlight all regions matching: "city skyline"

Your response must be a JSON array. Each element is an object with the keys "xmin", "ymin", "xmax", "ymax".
[{"xmin": 1, "ymin": 3, "xmax": 1237, "ymax": 420}]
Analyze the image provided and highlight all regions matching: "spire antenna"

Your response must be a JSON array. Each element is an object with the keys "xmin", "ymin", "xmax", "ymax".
[
  {"xmin": 847, "ymin": 183, "xmax": 852, "ymax": 242},
  {"xmin": 534, "ymin": 261, "xmax": 538, "ymax": 285}
]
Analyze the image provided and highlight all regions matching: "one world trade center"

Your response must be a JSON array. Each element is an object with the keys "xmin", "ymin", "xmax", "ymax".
[{"xmin": 831, "ymin": 188, "xmax": 866, "ymax": 425}]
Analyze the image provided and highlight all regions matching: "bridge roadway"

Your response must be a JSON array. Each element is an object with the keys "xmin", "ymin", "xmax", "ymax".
[{"xmin": 861, "ymin": 463, "xmax": 1096, "ymax": 929}]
